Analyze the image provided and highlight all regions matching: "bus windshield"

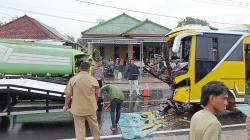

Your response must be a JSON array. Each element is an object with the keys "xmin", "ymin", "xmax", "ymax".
[{"xmin": 167, "ymin": 35, "xmax": 191, "ymax": 76}]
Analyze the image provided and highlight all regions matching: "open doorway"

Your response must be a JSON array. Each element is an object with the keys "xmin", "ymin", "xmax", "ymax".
[
  {"xmin": 114, "ymin": 46, "xmax": 119, "ymax": 59},
  {"xmin": 133, "ymin": 45, "xmax": 140, "ymax": 60}
]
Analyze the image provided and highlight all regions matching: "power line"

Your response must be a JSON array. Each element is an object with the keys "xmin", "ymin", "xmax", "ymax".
[
  {"xmin": 0, "ymin": 4, "xmax": 165, "ymax": 32},
  {"xmin": 224, "ymin": 0, "xmax": 250, "ymax": 5},
  {"xmin": 0, "ymin": 2, "xmax": 241, "ymax": 27},
  {"xmin": 76, "ymin": 0, "xmax": 239, "ymax": 25},
  {"xmin": 19, "ymin": 4, "xmax": 106, "ymax": 18},
  {"xmin": 0, "ymin": 5, "xmax": 149, "ymax": 27},
  {"xmin": 0, "ymin": 4, "xmax": 168, "ymax": 33},
  {"xmin": 193, "ymin": 0, "xmax": 250, "ymax": 9},
  {"xmin": 0, "ymin": 11, "xmax": 13, "ymax": 18},
  {"xmin": 76, "ymin": 0, "xmax": 183, "ymax": 20},
  {"xmin": 0, "ymin": 5, "xmax": 96, "ymax": 24},
  {"xmin": 208, "ymin": 0, "xmax": 250, "ymax": 6}
]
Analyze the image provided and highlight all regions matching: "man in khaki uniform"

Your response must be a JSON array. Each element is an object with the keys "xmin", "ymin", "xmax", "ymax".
[{"xmin": 63, "ymin": 62, "xmax": 100, "ymax": 140}]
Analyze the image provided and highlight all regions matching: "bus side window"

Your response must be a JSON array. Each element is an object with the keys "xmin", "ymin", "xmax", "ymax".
[
  {"xmin": 212, "ymin": 37, "xmax": 219, "ymax": 61},
  {"xmin": 245, "ymin": 44, "xmax": 250, "ymax": 55},
  {"xmin": 181, "ymin": 37, "xmax": 191, "ymax": 62},
  {"xmin": 245, "ymin": 44, "xmax": 250, "ymax": 78}
]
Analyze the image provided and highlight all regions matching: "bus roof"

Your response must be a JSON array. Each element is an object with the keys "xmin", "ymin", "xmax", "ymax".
[{"xmin": 166, "ymin": 24, "xmax": 250, "ymax": 37}]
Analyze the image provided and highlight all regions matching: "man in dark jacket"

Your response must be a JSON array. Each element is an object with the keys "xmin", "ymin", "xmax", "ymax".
[{"xmin": 127, "ymin": 58, "xmax": 140, "ymax": 96}]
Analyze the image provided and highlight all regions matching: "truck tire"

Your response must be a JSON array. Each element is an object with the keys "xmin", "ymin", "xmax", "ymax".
[
  {"xmin": 0, "ymin": 116, "xmax": 10, "ymax": 131},
  {"xmin": 0, "ymin": 94, "xmax": 7, "ymax": 112}
]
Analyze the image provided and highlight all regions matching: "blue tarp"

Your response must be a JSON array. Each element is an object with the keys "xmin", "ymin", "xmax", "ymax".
[{"xmin": 118, "ymin": 112, "xmax": 160, "ymax": 140}]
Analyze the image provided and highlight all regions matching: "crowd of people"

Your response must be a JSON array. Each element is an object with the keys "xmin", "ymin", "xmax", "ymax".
[{"xmin": 106, "ymin": 57, "xmax": 136, "ymax": 80}]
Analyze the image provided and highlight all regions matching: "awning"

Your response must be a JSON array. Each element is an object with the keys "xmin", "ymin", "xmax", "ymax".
[{"xmin": 79, "ymin": 37, "xmax": 166, "ymax": 44}]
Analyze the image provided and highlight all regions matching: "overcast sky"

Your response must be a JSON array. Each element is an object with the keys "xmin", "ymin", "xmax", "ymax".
[{"xmin": 0, "ymin": 0, "xmax": 250, "ymax": 39}]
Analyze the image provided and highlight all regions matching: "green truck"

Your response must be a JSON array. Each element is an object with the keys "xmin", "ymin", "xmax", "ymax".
[{"xmin": 0, "ymin": 39, "xmax": 86, "ymax": 76}]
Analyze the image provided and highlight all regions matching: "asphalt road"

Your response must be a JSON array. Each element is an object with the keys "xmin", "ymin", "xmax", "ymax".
[
  {"xmin": 0, "ymin": 107, "xmax": 247, "ymax": 140},
  {"xmin": 0, "ymin": 88, "xmax": 247, "ymax": 140}
]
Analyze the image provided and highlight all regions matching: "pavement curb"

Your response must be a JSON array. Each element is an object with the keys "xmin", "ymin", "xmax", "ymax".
[{"xmin": 66, "ymin": 123, "xmax": 246, "ymax": 140}]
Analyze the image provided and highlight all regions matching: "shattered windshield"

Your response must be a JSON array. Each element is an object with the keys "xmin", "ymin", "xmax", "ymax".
[
  {"xmin": 170, "ymin": 36, "xmax": 191, "ymax": 63},
  {"xmin": 165, "ymin": 36, "xmax": 192, "ymax": 79},
  {"xmin": 143, "ymin": 35, "xmax": 192, "ymax": 86}
]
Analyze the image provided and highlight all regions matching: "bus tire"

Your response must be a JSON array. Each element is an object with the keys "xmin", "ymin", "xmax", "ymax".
[{"xmin": 227, "ymin": 91, "xmax": 236, "ymax": 112}]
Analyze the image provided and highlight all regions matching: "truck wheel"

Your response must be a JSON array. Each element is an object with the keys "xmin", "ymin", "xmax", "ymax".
[
  {"xmin": 0, "ymin": 116, "xmax": 10, "ymax": 131},
  {"xmin": 0, "ymin": 105, "xmax": 6, "ymax": 112},
  {"xmin": 0, "ymin": 95, "xmax": 7, "ymax": 112}
]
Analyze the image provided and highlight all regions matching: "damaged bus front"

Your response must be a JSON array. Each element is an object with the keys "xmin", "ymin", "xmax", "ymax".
[{"xmin": 146, "ymin": 25, "xmax": 250, "ymax": 112}]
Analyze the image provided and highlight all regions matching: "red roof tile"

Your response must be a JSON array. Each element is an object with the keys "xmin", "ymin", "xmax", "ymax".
[{"xmin": 0, "ymin": 15, "xmax": 66, "ymax": 40}]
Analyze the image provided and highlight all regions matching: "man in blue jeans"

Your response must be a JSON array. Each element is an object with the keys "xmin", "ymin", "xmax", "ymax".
[{"xmin": 100, "ymin": 84, "xmax": 124, "ymax": 131}]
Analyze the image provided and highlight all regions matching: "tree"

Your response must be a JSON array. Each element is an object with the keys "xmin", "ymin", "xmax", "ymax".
[
  {"xmin": 96, "ymin": 18, "xmax": 106, "ymax": 25},
  {"xmin": 177, "ymin": 17, "xmax": 209, "ymax": 27}
]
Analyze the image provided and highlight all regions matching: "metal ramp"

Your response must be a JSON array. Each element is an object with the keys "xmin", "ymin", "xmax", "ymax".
[{"xmin": 0, "ymin": 78, "xmax": 66, "ymax": 116}]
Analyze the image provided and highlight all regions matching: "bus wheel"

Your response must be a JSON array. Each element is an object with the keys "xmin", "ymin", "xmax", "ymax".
[
  {"xmin": 190, "ymin": 104, "xmax": 202, "ymax": 113},
  {"xmin": 227, "ymin": 91, "xmax": 236, "ymax": 112}
]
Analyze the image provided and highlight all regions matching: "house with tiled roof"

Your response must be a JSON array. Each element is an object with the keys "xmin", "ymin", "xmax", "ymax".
[
  {"xmin": 0, "ymin": 15, "xmax": 80, "ymax": 49},
  {"xmin": 81, "ymin": 13, "xmax": 141, "ymax": 38},
  {"xmin": 79, "ymin": 13, "xmax": 170, "ymax": 62},
  {"xmin": 122, "ymin": 19, "xmax": 169, "ymax": 37}
]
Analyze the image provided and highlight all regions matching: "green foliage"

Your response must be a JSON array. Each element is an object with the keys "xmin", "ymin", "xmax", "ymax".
[
  {"xmin": 177, "ymin": 17, "xmax": 209, "ymax": 27},
  {"xmin": 97, "ymin": 18, "xmax": 106, "ymax": 25},
  {"xmin": 93, "ymin": 49, "xmax": 101, "ymax": 60}
]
